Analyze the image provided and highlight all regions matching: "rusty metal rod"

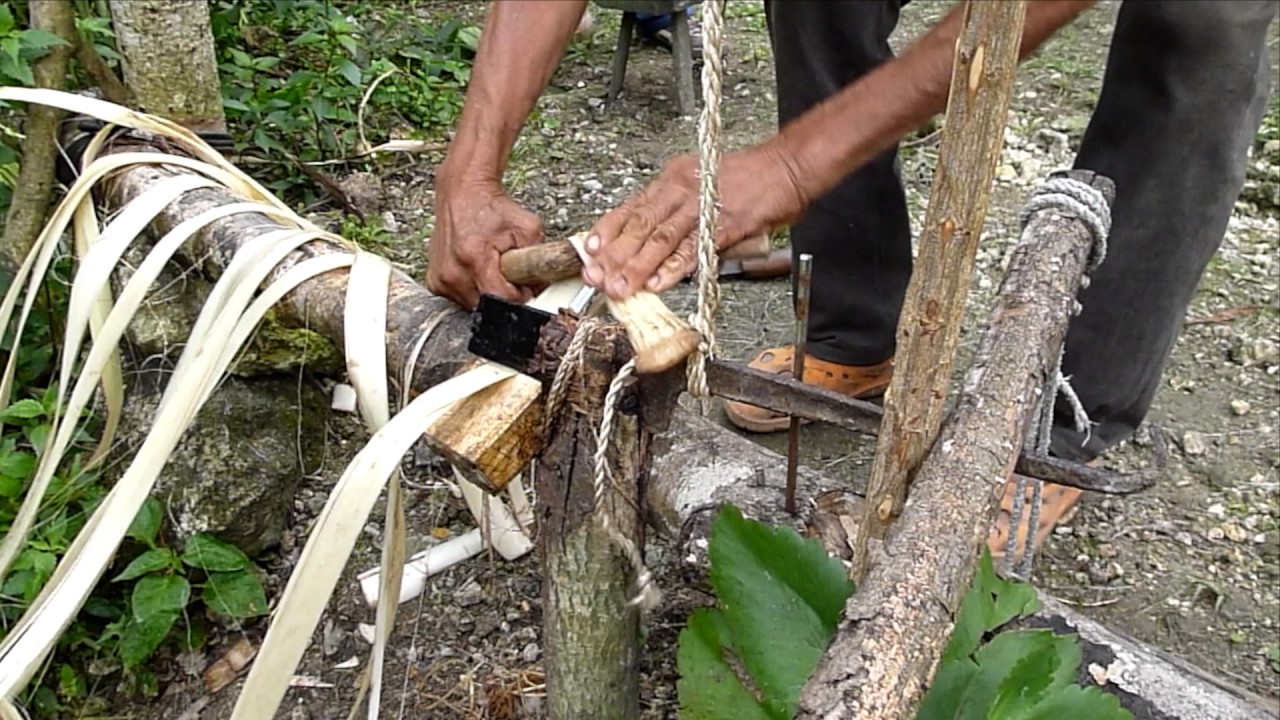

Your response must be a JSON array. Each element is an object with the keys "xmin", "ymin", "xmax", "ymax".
[{"xmin": 785, "ymin": 252, "xmax": 814, "ymax": 515}]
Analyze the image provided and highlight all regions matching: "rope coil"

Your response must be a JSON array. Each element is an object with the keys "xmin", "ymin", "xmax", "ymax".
[{"xmin": 1005, "ymin": 174, "xmax": 1111, "ymax": 578}]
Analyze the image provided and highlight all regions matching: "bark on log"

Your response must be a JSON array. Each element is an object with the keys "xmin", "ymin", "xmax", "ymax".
[
  {"xmin": 795, "ymin": 169, "xmax": 1113, "ymax": 719},
  {"xmin": 107, "ymin": 0, "xmax": 226, "ymax": 132},
  {"xmin": 645, "ymin": 437, "xmax": 1279, "ymax": 720},
  {"xmin": 536, "ymin": 322, "xmax": 649, "ymax": 720},
  {"xmin": 856, "ymin": 0, "xmax": 1028, "ymax": 574}
]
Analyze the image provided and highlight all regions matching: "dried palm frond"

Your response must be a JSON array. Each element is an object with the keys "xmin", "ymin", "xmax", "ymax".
[{"xmin": 0, "ymin": 88, "xmax": 574, "ymax": 719}]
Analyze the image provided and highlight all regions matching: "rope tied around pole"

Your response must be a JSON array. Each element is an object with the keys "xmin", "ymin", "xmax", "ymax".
[
  {"xmin": 687, "ymin": 0, "xmax": 726, "ymax": 403},
  {"xmin": 545, "ymin": 318, "xmax": 661, "ymax": 611},
  {"xmin": 1004, "ymin": 174, "xmax": 1111, "ymax": 579}
]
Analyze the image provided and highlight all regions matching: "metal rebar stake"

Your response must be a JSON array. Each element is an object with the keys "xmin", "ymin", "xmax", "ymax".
[{"xmin": 785, "ymin": 252, "xmax": 814, "ymax": 515}]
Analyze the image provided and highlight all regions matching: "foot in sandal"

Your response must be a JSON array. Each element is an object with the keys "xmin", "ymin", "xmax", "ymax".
[
  {"xmin": 722, "ymin": 345, "xmax": 893, "ymax": 433},
  {"xmin": 986, "ymin": 465, "xmax": 1099, "ymax": 567}
]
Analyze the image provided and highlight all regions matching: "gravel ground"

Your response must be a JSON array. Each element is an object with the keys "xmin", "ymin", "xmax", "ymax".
[{"xmin": 119, "ymin": 2, "xmax": 1279, "ymax": 718}]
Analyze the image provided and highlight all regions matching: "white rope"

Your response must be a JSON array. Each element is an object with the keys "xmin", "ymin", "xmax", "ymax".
[
  {"xmin": 1005, "ymin": 174, "xmax": 1112, "ymax": 578},
  {"xmin": 547, "ymin": 321, "xmax": 660, "ymax": 611},
  {"xmin": 687, "ymin": 0, "xmax": 726, "ymax": 401}
]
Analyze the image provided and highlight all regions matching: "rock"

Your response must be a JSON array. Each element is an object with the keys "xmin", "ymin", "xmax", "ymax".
[
  {"xmin": 521, "ymin": 642, "xmax": 540, "ymax": 663},
  {"xmin": 1230, "ymin": 399, "xmax": 1251, "ymax": 416},
  {"xmin": 1180, "ymin": 430, "xmax": 1208, "ymax": 457},
  {"xmin": 381, "ymin": 210, "xmax": 400, "ymax": 234},
  {"xmin": 996, "ymin": 164, "xmax": 1017, "ymax": 182},
  {"xmin": 339, "ymin": 171, "xmax": 384, "ymax": 217},
  {"xmin": 1223, "ymin": 523, "xmax": 1249, "ymax": 543},
  {"xmin": 457, "ymin": 579, "xmax": 484, "ymax": 607},
  {"xmin": 108, "ymin": 373, "xmax": 328, "ymax": 556},
  {"xmin": 1244, "ymin": 338, "xmax": 1279, "ymax": 366}
]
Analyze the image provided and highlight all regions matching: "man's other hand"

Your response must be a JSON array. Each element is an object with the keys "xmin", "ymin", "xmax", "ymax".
[
  {"xmin": 426, "ymin": 178, "xmax": 543, "ymax": 309},
  {"xmin": 581, "ymin": 144, "xmax": 807, "ymax": 299}
]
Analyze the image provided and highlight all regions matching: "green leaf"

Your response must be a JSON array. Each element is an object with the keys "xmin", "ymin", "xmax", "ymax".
[
  {"xmin": 0, "ymin": 447, "xmax": 35, "ymax": 478},
  {"xmin": 929, "ymin": 629, "xmax": 1081, "ymax": 720},
  {"xmin": 703, "ymin": 505, "xmax": 854, "ymax": 719},
  {"xmin": 18, "ymin": 28, "xmax": 70, "ymax": 52},
  {"xmin": 0, "ymin": 398, "xmax": 45, "ymax": 421},
  {"xmin": 202, "ymin": 569, "xmax": 268, "ymax": 618},
  {"xmin": 181, "ymin": 533, "xmax": 251, "ymax": 572},
  {"xmin": 455, "ymin": 25, "xmax": 481, "ymax": 53},
  {"xmin": 118, "ymin": 609, "xmax": 179, "ymax": 668},
  {"xmin": 943, "ymin": 551, "xmax": 1040, "ymax": 663},
  {"xmin": 114, "ymin": 548, "xmax": 178, "ymax": 582},
  {"xmin": 1018, "ymin": 684, "xmax": 1134, "ymax": 720},
  {"xmin": 57, "ymin": 663, "xmax": 86, "ymax": 701},
  {"xmin": 126, "ymin": 496, "xmax": 163, "ymax": 546},
  {"xmin": 131, "ymin": 574, "xmax": 190, "ymax": 622},
  {"xmin": 915, "ymin": 657, "xmax": 981, "ymax": 720},
  {"xmin": 336, "ymin": 58, "xmax": 362, "ymax": 87},
  {"xmin": 676, "ymin": 608, "xmax": 775, "ymax": 720}
]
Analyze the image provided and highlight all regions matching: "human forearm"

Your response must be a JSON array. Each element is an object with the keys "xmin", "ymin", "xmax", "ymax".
[
  {"xmin": 772, "ymin": 0, "xmax": 1097, "ymax": 207},
  {"xmin": 439, "ymin": 0, "xmax": 588, "ymax": 186}
]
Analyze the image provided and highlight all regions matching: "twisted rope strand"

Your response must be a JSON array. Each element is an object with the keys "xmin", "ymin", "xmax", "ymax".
[{"xmin": 687, "ymin": 0, "xmax": 726, "ymax": 401}]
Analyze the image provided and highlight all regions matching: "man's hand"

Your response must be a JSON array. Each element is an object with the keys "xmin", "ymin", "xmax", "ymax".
[
  {"xmin": 426, "ymin": 178, "xmax": 543, "ymax": 309},
  {"xmin": 580, "ymin": 144, "xmax": 807, "ymax": 299}
]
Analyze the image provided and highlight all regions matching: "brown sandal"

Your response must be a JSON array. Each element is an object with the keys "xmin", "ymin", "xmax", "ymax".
[
  {"xmin": 987, "ymin": 478, "xmax": 1085, "ymax": 566},
  {"xmin": 723, "ymin": 346, "xmax": 893, "ymax": 433}
]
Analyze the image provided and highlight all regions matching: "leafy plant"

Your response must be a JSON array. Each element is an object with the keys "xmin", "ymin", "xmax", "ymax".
[
  {"xmin": 676, "ymin": 505, "xmax": 1133, "ymax": 720},
  {"xmin": 207, "ymin": 0, "xmax": 479, "ymax": 202}
]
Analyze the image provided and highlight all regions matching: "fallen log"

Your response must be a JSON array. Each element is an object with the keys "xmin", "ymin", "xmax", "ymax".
[{"xmin": 646, "ymin": 425, "xmax": 1279, "ymax": 720}]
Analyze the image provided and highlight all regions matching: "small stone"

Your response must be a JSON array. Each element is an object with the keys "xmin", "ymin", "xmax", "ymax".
[
  {"xmin": 1230, "ymin": 399, "xmax": 1251, "ymax": 416},
  {"xmin": 1208, "ymin": 503, "xmax": 1226, "ymax": 518},
  {"xmin": 1097, "ymin": 543, "xmax": 1118, "ymax": 559},
  {"xmin": 1181, "ymin": 430, "xmax": 1208, "ymax": 456},
  {"xmin": 1223, "ymin": 523, "xmax": 1249, "ymax": 543},
  {"xmin": 996, "ymin": 164, "xmax": 1017, "ymax": 182},
  {"xmin": 1244, "ymin": 338, "xmax": 1279, "ymax": 366},
  {"xmin": 581, "ymin": 178, "xmax": 604, "ymax": 192},
  {"xmin": 521, "ymin": 642, "xmax": 541, "ymax": 663},
  {"xmin": 1208, "ymin": 526, "xmax": 1226, "ymax": 541},
  {"xmin": 456, "ymin": 579, "xmax": 484, "ymax": 607},
  {"xmin": 381, "ymin": 210, "xmax": 400, "ymax": 234}
]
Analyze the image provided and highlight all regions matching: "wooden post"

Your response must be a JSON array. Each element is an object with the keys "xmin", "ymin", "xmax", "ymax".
[
  {"xmin": 853, "ymin": 1, "xmax": 1027, "ymax": 579},
  {"xmin": 796, "ymin": 170, "xmax": 1114, "ymax": 720},
  {"xmin": 535, "ymin": 320, "xmax": 649, "ymax": 720}
]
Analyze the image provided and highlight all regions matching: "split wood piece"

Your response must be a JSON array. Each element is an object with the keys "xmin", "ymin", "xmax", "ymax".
[
  {"xmin": 854, "ymin": 0, "xmax": 1029, "ymax": 580},
  {"xmin": 562, "ymin": 233, "xmax": 701, "ymax": 375},
  {"xmin": 535, "ymin": 319, "xmax": 649, "ymax": 720},
  {"xmin": 499, "ymin": 233, "xmax": 773, "ymax": 287},
  {"xmin": 795, "ymin": 170, "xmax": 1114, "ymax": 720},
  {"xmin": 645, "ymin": 419, "xmax": 1277, "ymax": 720}
]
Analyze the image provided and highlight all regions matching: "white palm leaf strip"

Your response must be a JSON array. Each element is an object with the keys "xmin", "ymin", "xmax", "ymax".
[
  {"xmin": 67, "ymin": 124, "xmax": 130, "ymax": 471},
  {"xmin": 353, "ymin": 277, "xmax": 586, "ymax": 607},
  {"xmin": 0, "ymin": 174, "xmax": 219, "ymax": 592},
  {"xmin": 233, "ymin": 277, "xmax": 587, "ymax": 717},
  {"xmin": 0, "ymin": 188, "xmax": 298, "ymax": 589},
  {"xmin": 0, "ymin": 87, "xmax": 305, "ymax": 220},
  {"xmin": 339, "ymin": 250, "xmax": 406, "ymax": 719},
  {"xmin": 0, "ymin": 214, "xmax": 334, "ymax": 695}
]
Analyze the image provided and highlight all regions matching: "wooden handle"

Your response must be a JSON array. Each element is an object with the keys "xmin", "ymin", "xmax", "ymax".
[
  {"xmin": 500, "ymin": 233, "xmax": 777, "ymax": 287},
  {"xmin": 499, "ymin": 241, "xmax": 584, "ymax": 286},
  {"xmin": 739, "ymin": 248, "xmax": 793, "ymax": 279}
]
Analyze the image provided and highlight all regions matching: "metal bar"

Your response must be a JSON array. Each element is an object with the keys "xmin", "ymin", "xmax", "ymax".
[{"xmin": 785, "ymin": 253, "xmax": 813, "ymax": 515}]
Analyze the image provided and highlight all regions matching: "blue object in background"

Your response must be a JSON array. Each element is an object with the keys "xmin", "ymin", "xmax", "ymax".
[{"xmin": 636, "ymin": 6, "xmax": 694, "ymax": 36}]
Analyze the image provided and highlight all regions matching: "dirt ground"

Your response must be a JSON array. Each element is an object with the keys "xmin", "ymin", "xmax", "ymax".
[{"xmin": 118, "ymin": 2, "xmax": 1279, "ymax": 718}]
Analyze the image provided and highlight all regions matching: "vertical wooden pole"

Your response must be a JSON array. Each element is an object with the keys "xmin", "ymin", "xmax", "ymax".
[
  {"xmin": 536, "ymin": 322, "xmax": 647, "ymax": 720},
  {"xmin": 853, "ymin": 0, "xmax": 1028, "ymax": 579}
]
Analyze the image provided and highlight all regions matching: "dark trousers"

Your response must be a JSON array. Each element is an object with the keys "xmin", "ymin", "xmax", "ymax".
[{"xmin": 764, "ymin": 0, "xmax": 1277, "ymax": 462}]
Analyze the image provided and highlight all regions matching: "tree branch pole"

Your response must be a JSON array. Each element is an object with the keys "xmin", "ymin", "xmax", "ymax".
[
  {"xmin": 853, "ymin": 0, "xmax": 1027, "ymax": 579},
  {"xmin": 1, "ymin": 0, "xmax": 76, "ymax": 276},
  {"xmin": 795, "ymin": 170, "xmax": 1113, "ymax": 720},
  {"xmin": 535, "ymin": 320, "xmax": 650, "ymax": 720}
]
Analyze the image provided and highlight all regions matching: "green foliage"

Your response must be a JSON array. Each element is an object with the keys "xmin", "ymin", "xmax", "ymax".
[
  {"xmin": 208, "ymin": 0, "xmax": 479, "ymax": 201},
  {"xmin": 676, "ymin": 505, "xmax": 1133, "ymax": 720}
]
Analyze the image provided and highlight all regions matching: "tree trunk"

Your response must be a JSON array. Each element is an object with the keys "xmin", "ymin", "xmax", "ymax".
[
  {"xmin": 1, "ymin": 0, "xmax": 76, "ymax": 275},
  {"xmin": 108, "ymin": 0, "xmax": 225, "ymax": 132},
  {"xmin": 795, "ymin": 169, "xmax": 1111, "ymax": 720},
  {"xmin": 536, "ymin": 321, "xmax": 649, "ymax": 720},
  {"xmin": 855, "ymin": 0, "xmax": 1027, "ymax": 575}
]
